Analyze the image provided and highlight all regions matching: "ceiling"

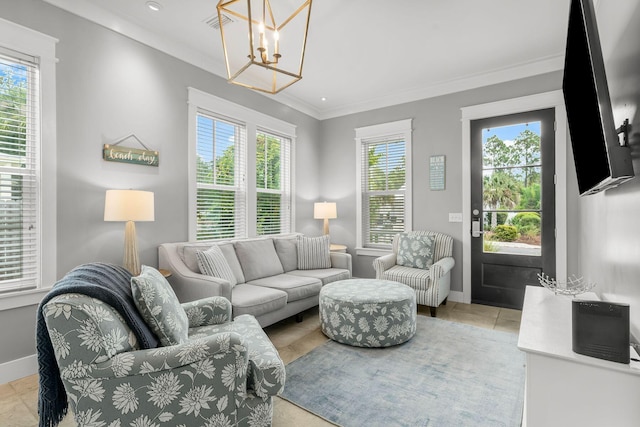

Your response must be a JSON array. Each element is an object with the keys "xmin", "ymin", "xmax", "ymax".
[{"xmin": 43, "ymin": 0, "xmax": 574, "ymax": 119}]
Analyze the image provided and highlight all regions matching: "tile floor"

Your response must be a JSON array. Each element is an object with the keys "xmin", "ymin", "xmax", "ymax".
[{"xmin": 0, "ymin": 301, "xmax": 521, "ymax": 427}]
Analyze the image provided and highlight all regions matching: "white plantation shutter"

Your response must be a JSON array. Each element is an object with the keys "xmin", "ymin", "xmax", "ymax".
[
  {"xmin": 361, "ymin": 135, "xmax": 407, "ymax": 247},
  {"xmin": 256, "ymin": 130, "xmax": 291, "ymax": 236},
  {"xmin": 188, "ymin": 88, "xmax": 296, "ymax": 241},
  {"xmin": 195, "ymin": 111, "xmax": 247, "ymax": 240},
  {"xmin": 0, "ymin": 50, "xmax": 39, "ymax": 291}
]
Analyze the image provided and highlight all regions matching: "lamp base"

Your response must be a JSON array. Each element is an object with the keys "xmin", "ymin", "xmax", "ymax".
[
  {"xmin": 323, "ymin": 218, "xmax": 330, "ymax": 235},
  {"xmin": 123, "ymin": 220, "xmax": 141, "ymax": 276}
]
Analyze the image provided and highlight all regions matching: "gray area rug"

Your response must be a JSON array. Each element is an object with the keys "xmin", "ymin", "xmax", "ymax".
[{"xmin": 280, "ymin": 315, "xmax": 525, "ymax": 427}]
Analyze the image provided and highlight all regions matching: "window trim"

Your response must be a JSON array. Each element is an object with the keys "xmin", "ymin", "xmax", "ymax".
[
  {"xmin": 355, "ymin": 119, "xmax": 412, "ymax": 255},
  {"xmin": 187, "ymin": 87, "xmax": 296, "ymax": 241},
  {"xmin": 0, "ymin": 18, "xmax": 57, "ymax": 309}
]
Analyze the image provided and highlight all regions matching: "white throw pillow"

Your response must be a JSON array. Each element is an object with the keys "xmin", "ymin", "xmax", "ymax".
[
  {"xmin": 297, "ymin": 235, "xmax": 331, "ymax": 270},
  {"xmin": 197, "ymin": 245, "xmax": 238, "ymax": 287}
]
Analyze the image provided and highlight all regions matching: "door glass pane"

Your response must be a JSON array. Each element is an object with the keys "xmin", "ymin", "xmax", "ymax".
[{"xmin": 482, "ymin": 122, "xmax": 542, "ymax": 256}]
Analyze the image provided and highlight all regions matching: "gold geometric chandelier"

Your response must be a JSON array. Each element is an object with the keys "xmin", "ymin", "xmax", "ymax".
[{"xmin": 217, "ymin": 0, "xmax": 312, "ymax": 94}]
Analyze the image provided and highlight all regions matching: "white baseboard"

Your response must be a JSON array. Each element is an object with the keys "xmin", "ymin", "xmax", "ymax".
[
  {"xmin": 447, "ymin": 290, "xmax": 465, "ymax": 304},
  {"xmin": 0, "ymin": 354, "xmax": 37, "ymax": 384}
]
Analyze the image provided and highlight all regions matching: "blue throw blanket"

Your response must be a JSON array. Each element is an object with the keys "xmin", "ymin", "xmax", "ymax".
[{"xmin": 36, "ymin": 262, "xmax": 159, "ymax": 427}]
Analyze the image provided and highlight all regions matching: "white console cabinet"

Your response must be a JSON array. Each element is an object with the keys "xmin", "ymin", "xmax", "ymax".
[{"xmin": 518, "ymin": 285, "xmax": 640, "ymax": 427}]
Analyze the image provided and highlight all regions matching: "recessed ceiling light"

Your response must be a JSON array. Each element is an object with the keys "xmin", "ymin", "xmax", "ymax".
[
  {"xmin": 146, "ymin": 1, "xmax": 162, "ymax": 12},
  {"xmin": 321, "ymin": 97, "xmax": 327, "ymax": 101}
]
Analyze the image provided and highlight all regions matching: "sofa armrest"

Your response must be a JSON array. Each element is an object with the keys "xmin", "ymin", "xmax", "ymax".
[
  {"xmin": 430, "ymin": 256, "xmax": 455, "ymax": 281},
  {"xmin": 330, "ymin": 252, "xmax": 352, "ymax": 276},
  {"xmin": 373, "ymin": 253, "xmax": 396, "ymax": 278},
  {"xmin": 182, "ymin": 296, "xmax": 232, "ymax": 327},
  {"xmin": 159, "ymin": 244, "xmax": 232, "ymax": 303}
]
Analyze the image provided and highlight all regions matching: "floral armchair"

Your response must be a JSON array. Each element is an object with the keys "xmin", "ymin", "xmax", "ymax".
[
  {"xmin": 42, "ymin": 283, "xmax": 285, "ymax": 426},
  {"xmin": 373, "ymin": 230, "xmax": 455, "ymax": 317}
]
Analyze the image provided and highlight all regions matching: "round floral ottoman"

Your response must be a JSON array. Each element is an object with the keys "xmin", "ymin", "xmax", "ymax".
[{"xmin": 319, "ymin": 278, "xmax": 417, "ymax": 347}]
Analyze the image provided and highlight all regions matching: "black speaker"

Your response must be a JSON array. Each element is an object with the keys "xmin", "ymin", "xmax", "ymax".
[{"xmin": 572, "ymin": 299, "xmax": 630, "ymax": 364}]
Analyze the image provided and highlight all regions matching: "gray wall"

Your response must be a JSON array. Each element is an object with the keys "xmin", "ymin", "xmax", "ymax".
[
  {"xmin": 575, "ymin": 0, "xmax": 640, "ymax": 341},
  {"xmin": 0, "ymin": 0, "xmax": 321, "ymax": 365},
  {"xmin": 320, "ymin": 72, "xmax": 567, "ymax": 286}
]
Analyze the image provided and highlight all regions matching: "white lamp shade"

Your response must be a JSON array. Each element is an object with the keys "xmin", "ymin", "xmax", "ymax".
[
  {"xmin": 314, "ymin": 202, "xmax": 337, "ymax": 219},
  {"xmin": 104, "ymin": 190, "xmax": 155, "ymax": 222}
]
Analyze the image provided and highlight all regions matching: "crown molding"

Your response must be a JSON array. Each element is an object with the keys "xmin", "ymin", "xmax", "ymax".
[
  {"xmin": 43, "ymin": 0, "xmax": 564, "ymax": 121},
  {"xmin": 317, "ymin": 54, "xmax": 564, "ymax": 120},
  {"xmin": 42, "ymin": 0, "xmax": 323, "ymax": 119},
  {"xmin": 43, "ymin": 0, "xmax": 226, "ymax": 75}
]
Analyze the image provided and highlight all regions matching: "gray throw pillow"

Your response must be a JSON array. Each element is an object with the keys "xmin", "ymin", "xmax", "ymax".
[
  {"xmin": 297, "ymin": 235, "xmax": 331, "ymax": 270},
  {"xmin": 131, "ymin": 265, "xmax": 189, "ymax": 346},
  {"xmin": 196, "ymin": 245, "xmax": 238, "ymax": 286},
  {"xmin": 396, "ymin": 233, "xmax": 435, "ymax": 269},
  {"xmin": 274, "ymin": 237, "xmax": 298, "ymax": 272},
  {"xmin": 234, "ymin": 239, "xmax": 284, "ymax": 281}
]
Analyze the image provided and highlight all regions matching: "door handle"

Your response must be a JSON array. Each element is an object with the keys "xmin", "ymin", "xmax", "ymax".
[{"xmin": 471, "ymin": 219, "xmax": 483, "ymax": 238}]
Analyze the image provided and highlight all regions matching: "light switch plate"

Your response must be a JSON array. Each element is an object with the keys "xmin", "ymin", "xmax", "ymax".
[{"xmin": 449, "ymin": 213, "xmax": 463, "ymax": 222}]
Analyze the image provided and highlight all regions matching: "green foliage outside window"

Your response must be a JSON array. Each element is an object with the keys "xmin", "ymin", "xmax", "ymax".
[
  {"xmin": 0, "ymin": 68, "xmax": 27, "ymax": 158},
  {"xmin": 493, "ymin": 225, "xmax": 518, "ymax": 242},
  {"xmin": 196, "ymin": 122, "xmax": 289, "ymax": 240},
  {"xmin": 482, "ymin": 127, "xmax": 542, "ymax": 245},
  {"xmin": 196, "ymin": 188, "xmax": 235, "ymax": 240},
  {"xmin": 517, "ymin": 183, "xmax": 541, "ymax": 210},
  {"xmin": 0, "ymin": 65, "xmax": 27, "ymax": 280},
  {"xmin": 256, "ymin": 133, "xmax": 284, "ymax": 235},
  {"xmin": 366, "ymin": 142, "xmax": 406, "ymax": 245},
  {"xmin": 195, "ymin": 115, "xmax": 238, "ymax": 240},
  {"xmin": 510, "ymin": 212, "xmax": 541, "ymax": 238},
  {"xmin": 257, "ymin": 133, "xmax": 281, "ymax": 191}
]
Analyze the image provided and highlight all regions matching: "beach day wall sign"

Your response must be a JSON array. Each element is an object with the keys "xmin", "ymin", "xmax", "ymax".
[{"xmin": 102, "ymin": 134, "xmax": 159, "ymax": 166}]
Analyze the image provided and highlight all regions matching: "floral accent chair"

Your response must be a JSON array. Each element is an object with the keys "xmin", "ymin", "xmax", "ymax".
[
  {"xmin": 373, "ymin": 230, "xmax": 455, "ymax": 317},
  {"xmin": 43, "ymin": 292, "xmax": 285, "ymax": 426}
]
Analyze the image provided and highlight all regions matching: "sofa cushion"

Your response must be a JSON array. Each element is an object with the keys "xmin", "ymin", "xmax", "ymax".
[
  {"xmin": 288, "ymin": 268, "xmax": 351, "ymax": 285},
  {"xmin": 197, "ymin": 245, "xmax": 238, "ymax": 287},
  {"xmin": 181, "ymin": 243, "xmax": 213, "ymax": 272},
  {"xmin": 234, "ymin": 239, "xmax": 284, "ymax": 282},
  {"xmin": 247, "ymin": 274, "xmax": 322, "ymax": 302},
  {"xmin": 231, "ymin": 284, "xmax": 288, "ymax": 318},
  {"xmin": 182, "ymin": 243, "xmax": 245, "ymax": 283},
  {"xmin": 273, "ymin": 236, "xmax": 298, "ymax": 272},
  {"xmin": 396, "ymin": 233, "xmax": 436, "ymax": 269},
  {"xmin": 131, "ymin": 265, "xmax": 189, "ymax": 346},
  {"xmin": 218, "ymin": 243, "xmax": 246, "ymax": 284},
  {"xmin": 297, "ymin": 235, "xmax": 331, "ymax": 270}
]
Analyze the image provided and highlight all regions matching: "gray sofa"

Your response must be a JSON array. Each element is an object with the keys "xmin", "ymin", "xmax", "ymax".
[{"xmin": 158, "ymin": 233, "xmax": 352, "ymax": 327}]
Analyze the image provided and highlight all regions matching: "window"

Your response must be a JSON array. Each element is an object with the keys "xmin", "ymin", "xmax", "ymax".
[
  {"xmin": 0, "ymin": 51, "xmax": 38, "ymax": 290},
  {"xmin": 195, "ymin": 113, "xmax": 246, "ymax": 240},
  {"xmin": 188, "ymin": 88, "xmax": 295, "ymax": 241},
  {"xmin": 256, "ymin": 131, "xmax": 291, "ymax": 236},
  {"xmin": 355, "ymin": 119, "xmax": 412, "ymax": 254},
  {"xmin": 0, "ymin": 19, "xmax": 56, "ymax": 303}
]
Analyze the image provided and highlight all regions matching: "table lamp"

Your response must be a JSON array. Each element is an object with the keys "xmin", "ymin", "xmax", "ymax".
[
  {"xmin": 104, "ymin": 189, "xmax": 155, "ymax": 276},
  {"xmin": 314, "ymin": 201, "xmax": 337, "ymax": 235}
]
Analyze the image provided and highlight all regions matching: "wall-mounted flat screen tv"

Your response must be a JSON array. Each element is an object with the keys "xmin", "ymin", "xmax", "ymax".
[{"xmin": 562, "ymin": 0, "xmax": 634, "ymax": 196}]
